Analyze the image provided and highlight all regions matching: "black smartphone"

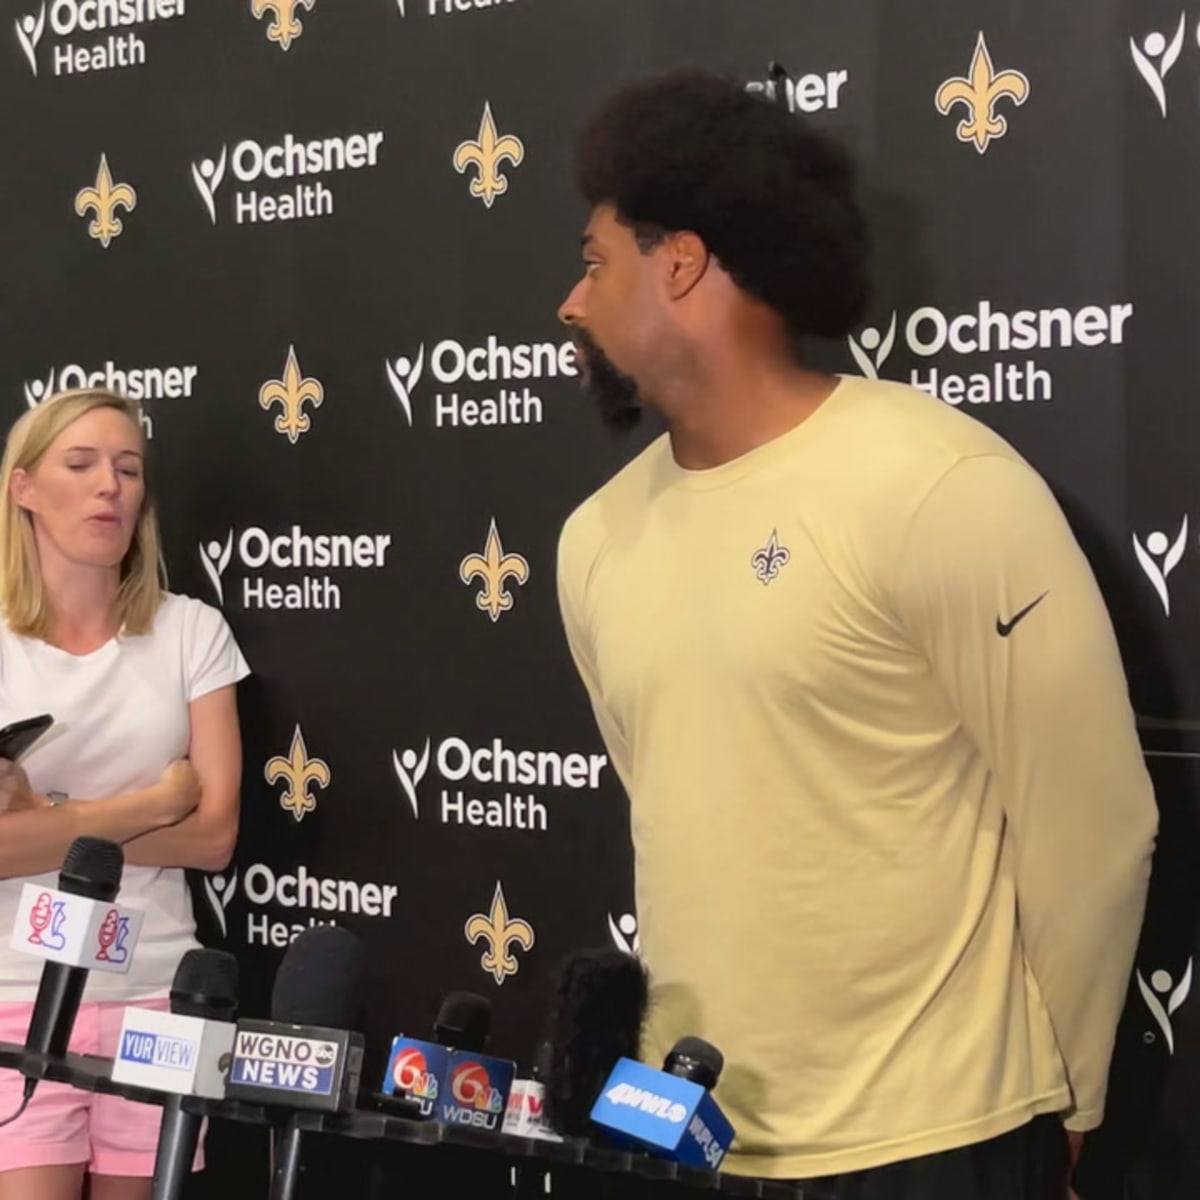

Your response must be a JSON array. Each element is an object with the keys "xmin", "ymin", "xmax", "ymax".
[{"xmin": 0, "ymin": 714, "xmax": 53, "ymax": 762}]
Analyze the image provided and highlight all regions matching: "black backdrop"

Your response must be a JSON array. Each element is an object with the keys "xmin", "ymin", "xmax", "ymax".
[{"xmin": 3, "ymin": 2, "xmax": 1200, "ymax": 1197}]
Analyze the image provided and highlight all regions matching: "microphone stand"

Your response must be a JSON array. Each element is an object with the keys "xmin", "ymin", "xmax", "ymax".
[
  {"xmin": 150, "ymin": 1095, "xmax": 202, "ymax": 1200},
  {"xmin": 269, "ymin": 1115, "xmax": 305, "ymax": 1200}
]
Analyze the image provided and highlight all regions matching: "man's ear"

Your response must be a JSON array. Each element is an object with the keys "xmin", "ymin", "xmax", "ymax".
[{"xmin": 662, "ymin": 231, "xmax": 710, "ymax": 301}]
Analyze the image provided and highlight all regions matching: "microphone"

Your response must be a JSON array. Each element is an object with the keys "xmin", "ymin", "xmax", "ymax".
[
  {"xmin": 436, "ymin": 990, "xmax": 490, "ymax": 1049},
  {"xmin": 381, "ymin": 991, "xmax": 516, "ymax": 1131},
  {"xmin": 502, "ymin": 1039, "xmax": 561, "ymax": 1142},
  {"xmin": 768, "ymin": 60, "xmax": 793, "ymax": 111},
  {"xmin": 21, "ymin": 838, "xmax": 128, "ymax": 1060},
  {"xmin": 440, "ymin": 1031, "xmax": 515, "ymax": 1132},
  {"xmin": 590, "ymin": 1036, "xmax": 735, "ymax": 1169},
  {"xmin": 109, "ymin": 949, "xmax": 239, "ymax": 1200},
  {"xmin": 381, "ymin": 991, "xmax": 482, "ymax": 1118},
  {"xmin": 505, "ymin": 1040, "xmax": 562, "ymax": 1200},
  {"xmin": 225, "ymin": 926, "xmax": 366, "ymax": 1200},
  {"xmin": 540, "ymin": 948, "xmax": 648, "ymax": 1138},
  {"xmin": 225, "ymin": 924, "xmax": 366, "ymax": 1112}
]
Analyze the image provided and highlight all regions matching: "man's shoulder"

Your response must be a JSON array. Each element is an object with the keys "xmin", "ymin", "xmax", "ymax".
[
  {"xmin": 835, "ymin": 376, "xmax": 1024, "ymax": 467},
  {"xmin": 825, "ymin": 376, "xmax": 1035, "ymax": 516},
  {"xmin": 558, "ymin": 433, "xmax": 669, "ymax": 571}
]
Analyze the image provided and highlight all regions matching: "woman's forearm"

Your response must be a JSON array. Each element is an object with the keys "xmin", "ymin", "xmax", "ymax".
[
  {"xmin": 123, "ymin": 808, "xmax": 236, "ymax": 873},
  {"xmin": 0, "ymin": 789, "xmax": 171, "ymax": 879}
]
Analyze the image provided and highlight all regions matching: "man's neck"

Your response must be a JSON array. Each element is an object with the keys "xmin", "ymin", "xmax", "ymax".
[{"xmin": 663, "ymin": 360, "xmax": 841, "ymax": 470}]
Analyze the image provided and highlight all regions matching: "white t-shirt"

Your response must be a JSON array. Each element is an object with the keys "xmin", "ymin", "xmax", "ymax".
[{"xmin": 0, "ymin": 592, "xmax": 250, "ymax": 1002}]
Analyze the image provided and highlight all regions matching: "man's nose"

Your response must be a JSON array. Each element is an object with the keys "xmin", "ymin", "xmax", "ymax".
[{"xmin": 558, "ymin": 278, "xmax": 587, "ymax": 327}]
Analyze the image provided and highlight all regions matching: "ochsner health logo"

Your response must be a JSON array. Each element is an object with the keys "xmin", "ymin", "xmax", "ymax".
[
  {"xmin": 1137, "ymin": 958, "xmax": 1192, "ymax": 1053},
  {"xmin": 848, "ymin": 300, "xmax": 1134, "ymax": 406},
  {"xmin": 199, "ymin": 526, "xmax": 392, "ymax": 612},
  {"xmin": 205, "ymin": 864, "xmax": 398, "ymax": 948},
  {"xmin": 385, "ymin": 335, "xmax": 577, "ymax": 430},
  {"xmin": 391, "ymin": 739, "xmax": 430, "ymax": 819},
  {"xmin": 27, "ymin": 369, "xmax": 154, "ymax": 437},
  {"xmin": 203, "ymin": 870, "xmax": 238, "ymax": 939},
  {"xmin": 23, "ymin": 359, "xmax": 198, "ymax": 439},
  {"xmin": 744, "ymin": 64, "xmax": 849, "ymax": 113},
  {"xmin": 199, "ymin": 532, "xmax": 235, "ymax": 604},
  {"xmin": 397, "ymin": 0, "xmax": 521, "ymax": 20},
  {"xmin": 1129, "ymin": 15, "xmax": 1186, "ymax": 118},
  {"xmin": 24, "ymin": 360, "xmax": 198, "ymax": 406},
  {"xmin": 191, "ymin": 147, "xmax": 226, "ymax": 224},
  {"xmin": 191, "ymin": 129, "xmax": 384, "ymax": 226},
  {"xmin": 14, "ymin": 5, "xmax": 46, "ymax": 73},
  {"xmin": 15, "ymin": 0, "xmax": 186, "ymax": 79},
  {"xmin": 1133, "ymin": 517, "xmax": 1189, "ymax": 616},
  {"xmin": 391, "ymin": 734, "xmax": 608, "ymax": 833}
]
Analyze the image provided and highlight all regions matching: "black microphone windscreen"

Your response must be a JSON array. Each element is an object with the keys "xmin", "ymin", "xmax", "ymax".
[
  {"xmin": 270, "ymin": 925, "xmax": 365, "ymax": 1029},
  {"xmin": 542, "ymin": 948, "xmax": 648, "ymax": 1137},
  {"xmin": 664, "ymin": 1036, "xmax": 724, "ymax": 1089},
  {"xmin": 433, "ymin": 991, "xmax": 491, "ymax": 1051},
  {"xmin": 59, "ymin": 836, "xmax": 123, "ymax": 901},
  {"xmin": 170, "ymin": 948, "xmax": 239, "ymax": 1020}
]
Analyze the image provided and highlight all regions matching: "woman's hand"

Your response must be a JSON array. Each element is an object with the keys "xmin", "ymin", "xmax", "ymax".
[{"xmin": 0, "ymin": 758, "xmax": 45, "ymax": 814}]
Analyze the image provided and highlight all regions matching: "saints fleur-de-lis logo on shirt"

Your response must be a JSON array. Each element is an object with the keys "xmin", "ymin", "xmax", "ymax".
[{"xmin": 752, "ymin": 529, "xmax": 790, "ymax": 585}]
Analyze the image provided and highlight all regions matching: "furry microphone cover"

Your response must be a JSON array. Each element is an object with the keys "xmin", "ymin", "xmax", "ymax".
[{"xmin": 540, "ymin": 948, "xmax": 649, "ymax": 1138}]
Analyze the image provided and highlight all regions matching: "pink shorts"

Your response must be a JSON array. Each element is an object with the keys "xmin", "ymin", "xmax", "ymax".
[{"xmin": 0, "ymin": 998, "xmax": 204, "ymax": 1177}]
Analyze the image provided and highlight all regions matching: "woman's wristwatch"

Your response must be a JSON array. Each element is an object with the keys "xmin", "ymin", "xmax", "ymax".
[{"xmin": 47, "ymin": 791, "xmax": 68, "ymax": 807}]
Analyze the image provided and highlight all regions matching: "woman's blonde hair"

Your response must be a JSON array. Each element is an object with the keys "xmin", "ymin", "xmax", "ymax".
[{"xmin": 0, "ymin": 389, "xmax": 166, "ymax": 639}]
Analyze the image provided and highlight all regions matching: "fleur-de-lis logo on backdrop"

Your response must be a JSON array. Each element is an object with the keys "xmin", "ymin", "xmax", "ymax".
[
  {"xmin": 459, "ymin": 518, "xmax": 530, "ymax": 621},
  {"xmin": 464, "ymin": 882, "xmax": 535, "ymax": 985},
  {"xmin": 453, "ymin": 102, "xmax": 525, "ymax": 208},
  {"xmin": 75, "ymin": 155, "xmax": 137, "ymax": 248},
  {"xmin": 751, "ymin": 529, "xmax": 791, "ymax": 585},
  {"xmin": 935, "ymin": 32, "xmax": 1030, "ymax": 153},
  {"xmin": 259, "ymin": 346, "xmax": 324, "ymax": 443},
  {"xmin": 251, "ymin": 0, "xmax": 315, "ymax": 51},
  {"xmin": 264, "ymin": 725, "xmax": 331, "ymax": 822}
]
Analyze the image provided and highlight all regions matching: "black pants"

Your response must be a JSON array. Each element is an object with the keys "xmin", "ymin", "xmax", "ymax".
[{"xmin": 797, "ymin": 1116, "xmax": 1071, "ymax": 1200}]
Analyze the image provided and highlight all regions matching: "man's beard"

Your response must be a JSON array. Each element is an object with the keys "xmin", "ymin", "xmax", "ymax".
[{"xmin": 572, "ymin": 328, "xmax": 643, "ymax": 432}]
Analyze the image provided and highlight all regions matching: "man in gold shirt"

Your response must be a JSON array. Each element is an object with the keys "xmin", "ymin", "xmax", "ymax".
[{"xmin": 554, "ymin": 71, "xmax": 1157, "ymax": 1198}]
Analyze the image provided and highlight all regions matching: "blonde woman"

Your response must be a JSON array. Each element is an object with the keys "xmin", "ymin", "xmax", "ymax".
[{"xmin": 0, "ymin": 390, "xmax": 249, "ymax": 1200}]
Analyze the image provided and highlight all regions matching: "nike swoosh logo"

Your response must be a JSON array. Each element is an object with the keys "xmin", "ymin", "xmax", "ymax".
[{"xmin": 996, "ymin": 591, "xmax": 1048, "ymax": 637}]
